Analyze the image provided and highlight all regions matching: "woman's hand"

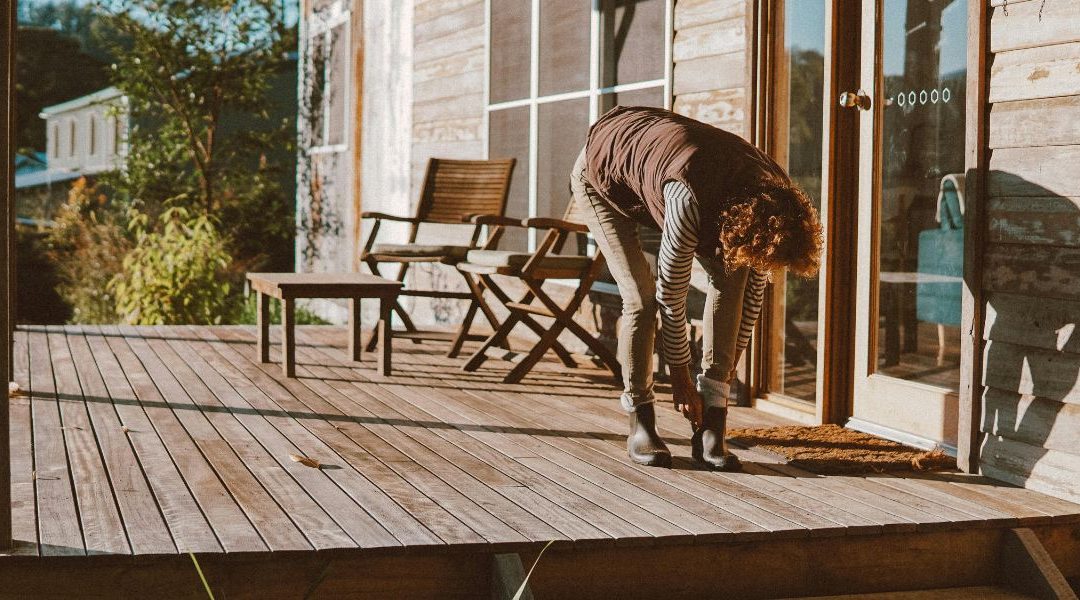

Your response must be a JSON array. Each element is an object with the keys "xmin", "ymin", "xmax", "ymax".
[{"xmin": 670, "ymin": 365, "xmax": 704, "ymax": 429}]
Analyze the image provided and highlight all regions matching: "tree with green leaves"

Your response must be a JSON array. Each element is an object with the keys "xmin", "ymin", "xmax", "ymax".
[{"xmin": 88, "ymin": 0, "xmax": 296, "ymax": 324}]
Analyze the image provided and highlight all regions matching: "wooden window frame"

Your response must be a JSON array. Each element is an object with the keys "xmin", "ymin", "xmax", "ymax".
[
  {"xmin": 751, "ymin": 0, "xmax": 861, "ymax": 424},
  {"xmin": 483, "ymin": 0, "xmax": 674, "ymax": 250},
  {"xmin": 304, "ymin": 3, "xmax": 351, "ymax": 156}
]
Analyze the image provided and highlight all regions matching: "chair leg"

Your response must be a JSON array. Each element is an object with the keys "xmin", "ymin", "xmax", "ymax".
[
  {"xmin": 515, "ymin": 313, "xmax": 577, "ymax": 368},
  {"xmin": 364, "ymin": 259, "xmax": 420, "ymax": 350},
  {"xmin": 565, "ymin": 318, "xmax": 622, "ymax": 382},
  {"xmin": 463, "ymin": 311, "xmax": 522, "ymax": 372},
  {"xmin": 447, "ymin": 297, "xmax": 480, "ymax": 358},
  {"xmin": 504, "ymin": 318, "xmax": 571, "ymax": 384}
]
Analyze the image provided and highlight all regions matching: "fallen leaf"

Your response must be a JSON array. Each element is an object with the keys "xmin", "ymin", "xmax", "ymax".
[
  {"xmin": 121, "ymin": 425, "xmax": 131, "ymax": 433},
  {"xmin": 8, "ymin": 382, "xmax": 20, "ymax": 397},
  {"xmin": 289, "ymin": 454, "xmax": 321, "ymax": 469},
  {"xmin": 60, "ymin": 426, "xmax": 83, "ymax": 431}
]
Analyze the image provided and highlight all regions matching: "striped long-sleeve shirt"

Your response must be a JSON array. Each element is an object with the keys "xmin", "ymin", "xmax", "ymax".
[{"xmin": 658, "ymin": 181, "xmax": 768, "ymax": 367}]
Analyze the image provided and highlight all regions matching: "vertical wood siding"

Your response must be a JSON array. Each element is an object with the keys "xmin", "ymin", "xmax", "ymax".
[{"xmin": 978, "ymin": 0, "xmax": 1080, "ymax": 503}]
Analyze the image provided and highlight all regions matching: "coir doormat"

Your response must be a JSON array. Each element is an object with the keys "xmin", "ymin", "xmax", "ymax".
[{"xmin": 727, "ymin": 424, "xmax": 954, "ymax": 475}]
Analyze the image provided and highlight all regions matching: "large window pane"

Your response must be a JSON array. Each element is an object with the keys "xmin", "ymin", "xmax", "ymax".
[
  {"xmin": 600, "ymin": 0, "xmax": 666, "ymax": 87},
  {"xmin": 599, "ymin": 86, "xmax": 665, "ymax": 113},
  {"xmin": 765, "ymin": 0, "xmax": 825, "ymax": 402},
  {"xmin": 491, "ymin": 0, "xmax": 531, "ymax": 103},
  {"xmin": 875, "ymin": 0, "xmax": 967, "ymax": 388},
  {"xmin": 489, "ymin": 106, "xmax": 531, "ymax": 251},
  {"xmin": 537, "ymin": 98, "xmax": 590, "ymax": 253},
  {"xmin": 326, "ymin": 23, "xmax": 349, "ymax": 146},
  {"xmin": 538, "ymin": 0, "xmax": 591, "ymax": 96}
]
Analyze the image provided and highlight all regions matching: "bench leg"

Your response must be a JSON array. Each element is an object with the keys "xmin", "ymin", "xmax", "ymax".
[
  {"xmin": 282, "ymin": 297, "xmax": 296, "ymax": 377},
  {"xmin": 379, "ymin": 296, "xmax": 393, "ymax": 375},
  {"xmin": 349, "ymin": 297, "xmax": 363, "ymax": 362},
  {"xmin": 256, "ymin": 292, "xmax": 271, "ymax": 363}
]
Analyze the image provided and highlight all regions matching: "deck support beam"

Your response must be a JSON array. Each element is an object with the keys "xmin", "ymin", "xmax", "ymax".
[
  {"xmin": 491, "ymin": 553, "xmax": 533, "ymax": 600},
  {"xmin": 999, "ymin": 528, "xmax": 1078, "ymax": 600}
]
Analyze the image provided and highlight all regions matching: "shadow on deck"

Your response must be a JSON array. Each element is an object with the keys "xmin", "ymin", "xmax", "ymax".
[{"xmin": 4, "ymin": 325, "xmax": 1079, "ymax": 599}]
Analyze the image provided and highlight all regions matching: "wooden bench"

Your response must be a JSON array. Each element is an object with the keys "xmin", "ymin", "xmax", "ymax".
[{"xmin": 246, "ymin": 272, "xmax": 403, "ymax": 377}]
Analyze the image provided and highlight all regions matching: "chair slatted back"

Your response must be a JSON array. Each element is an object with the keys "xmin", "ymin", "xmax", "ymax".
[
  {"xmin": 561, "ymin": 195, "xmax": 588, "ymax": 225},
  {"xmin": 415, "ymin": 158, "xmax": 516, "ymax": 225}
]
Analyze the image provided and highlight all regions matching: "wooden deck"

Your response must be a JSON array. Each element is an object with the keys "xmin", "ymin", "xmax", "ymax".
[{"xmin": 5, "ymin": 325, "xmax": 1080, "ymax": 598}]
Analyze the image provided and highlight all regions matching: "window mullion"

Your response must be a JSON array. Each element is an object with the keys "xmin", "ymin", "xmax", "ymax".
[{"xmin": 528, "ymin": 0, "xmax": 540, "ymax": 250}]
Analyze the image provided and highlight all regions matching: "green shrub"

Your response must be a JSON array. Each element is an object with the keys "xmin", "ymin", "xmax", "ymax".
[
  {"xmin": 109, "ymin": 207, "xmax": 236, "ymax": 325},
  {"xmin": 46, "ymin": 178, "xmax": 132, "ymax": 323}
]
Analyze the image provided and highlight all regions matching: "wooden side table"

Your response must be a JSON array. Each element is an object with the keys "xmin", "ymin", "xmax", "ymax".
[{"xmin": 246, "ymin": 272, "xmax": 403, "ymax": 377}]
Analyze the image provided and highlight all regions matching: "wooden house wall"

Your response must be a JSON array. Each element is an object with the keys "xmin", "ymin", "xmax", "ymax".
[
  {"xmin": 977, "ymin": 0, "xmax": 1080, "ymax": 503},
  {"xmin": 672, "ymin": 0, "xmax": 751, "ymax": 139}
]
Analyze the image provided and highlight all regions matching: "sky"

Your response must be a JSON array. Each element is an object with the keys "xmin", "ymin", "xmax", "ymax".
[{"xmin": 786, "ymin": 0, "xmax": 968, "ymax": 77}]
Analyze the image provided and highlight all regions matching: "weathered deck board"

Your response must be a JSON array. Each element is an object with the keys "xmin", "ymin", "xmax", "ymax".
[{"xmin": 7, "ymin": 324, "xmax": 1080, "ymax": 566}]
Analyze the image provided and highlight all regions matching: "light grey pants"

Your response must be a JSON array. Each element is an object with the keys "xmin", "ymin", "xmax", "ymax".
[{"xmin": 570, "ymin": 148, "xmax": 750, "ymax": 411}]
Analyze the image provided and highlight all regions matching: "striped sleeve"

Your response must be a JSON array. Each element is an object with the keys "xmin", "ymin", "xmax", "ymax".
[
  {"xmin": 735, "ymin": 268, "xmax": 769, "ymax": 356},
  {"xmin": 656, "ymin": 181, "xmax": 699, "ymax": 367}
]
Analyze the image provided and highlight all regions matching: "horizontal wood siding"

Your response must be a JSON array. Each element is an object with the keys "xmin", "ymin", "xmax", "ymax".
[
  {"xmin": 671, "ymin": 0, "xmax": 750, "ymax": 138},
  {"xmin": 411, "ymin": 0, "xmax": 486, "ymax": 201},
  {"xmin": 979, "ymin": 0, "xmax": 1080, "ymax": 503}
]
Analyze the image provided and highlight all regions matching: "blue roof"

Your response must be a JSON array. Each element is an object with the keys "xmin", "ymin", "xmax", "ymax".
[{"xmin": 14, "ymin": 152, "xmax": 48, "ymax": 175}]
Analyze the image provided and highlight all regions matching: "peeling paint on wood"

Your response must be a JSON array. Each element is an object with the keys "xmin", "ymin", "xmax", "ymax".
[
  {"xmin": 991, "ymin": 0, "xmax": 1080, "ymax": 53},
  {"xmin": 984, "ymin": 244, "xmax": 1080, "ymax": 302},
  {"xmin": 987, "ymin": 196, "xmax": 1080, "ymax": 246},
  {"xmin": 414, "ymin": 47, "xmax": 484, "ymax": 84},
  {"xmin": 673, "ymin": 0, "xmax": 744, "ymax": 30},
  {"xmin": 672, "ymin": 53, "xmax": 747, "ymax": 96},
  {"xmin": 672, "ymin": 88, "xmax": 746, "ymax": 131},
  {"xmin": 982, "ymin": 389, "xmax": 1080, "ymax": 455},
  {"xmin": 673, "ymin": 17, "xmax": 745, "ymax": 62},
  {"xmin": 989, "ymin": 42, "xmax": 1080, "ymax": 103},
  {"xmin": 988, "ymin": 145, "xmax": 1080, "ymax": 198},
  {"xmin": 983, "ymin": 292, "xmax": 1080, "ymax": 354},
  {"xmin": 989, "ymin": 96, "xmax": 1080, "ymax": 149}
]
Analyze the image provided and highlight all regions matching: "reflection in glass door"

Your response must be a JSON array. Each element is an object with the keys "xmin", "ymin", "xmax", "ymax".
[
  {"xmin": 764, "ymin": 0, "xmax": 826, "ymax": 404},
  {"xmin": 876, "ymin": 0, "xmax": 967, "ymax": 388},
  {"xmin": 851, "ymin": 0, "xmax": 968, "ymax": 448}
]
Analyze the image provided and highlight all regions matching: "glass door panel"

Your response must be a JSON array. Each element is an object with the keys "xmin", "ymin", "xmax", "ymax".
[
  {"xmin": 765, "ymin": 0, "xmax": 827, "ymax": 404},
  {"xmin": 851, "ymin": 0, "xmax": 968, "ymax": 448},
  {"xmin": 876, "ymin": 0, "xmax": 968, "ymax": 388}
]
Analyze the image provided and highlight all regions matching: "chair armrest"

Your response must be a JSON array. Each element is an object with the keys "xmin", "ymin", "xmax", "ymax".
[
  {"xmin": 466, "ymin": 214, "xmax": 527, "ymax": 227},
  {"xmin": 360, "ymin": 211, "xmax": 422, "ymax": 223},
  {"xmin": 522, "ymin": 217, "xmax": 590, "ymax": 234}
]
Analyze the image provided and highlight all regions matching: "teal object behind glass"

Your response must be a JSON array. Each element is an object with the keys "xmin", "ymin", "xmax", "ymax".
[{"xmin": 916, "ymin": 177, "xmax": 964, "ymax": 327}]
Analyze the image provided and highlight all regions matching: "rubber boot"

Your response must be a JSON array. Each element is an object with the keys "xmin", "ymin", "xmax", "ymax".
[
  {"xmin": 627, "ymin": 403, "xmax": 672, "ymax": 468},
  {"xmin": 691, "ymin": 406, "xmax": 742, "ymax": 471}
]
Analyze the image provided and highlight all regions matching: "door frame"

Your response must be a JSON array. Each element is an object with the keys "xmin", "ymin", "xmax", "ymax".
[
  {"xmin": 751, "ymin": 0, "xmax": 861, "ymax": 425},
  {"xmin": 846, "ymin": 0, "xmax": 987, "ymax": 457}
]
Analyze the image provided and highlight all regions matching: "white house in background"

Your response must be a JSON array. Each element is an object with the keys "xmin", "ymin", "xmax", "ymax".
[{"xmin": 39, "ymin": 86, "xmax": 128, "ymax": 176}]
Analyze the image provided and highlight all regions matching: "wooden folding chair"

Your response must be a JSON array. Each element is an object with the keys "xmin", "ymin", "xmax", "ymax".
[
  {"xmin": 360, "ymin": 158, "xmax": 516, "ymax": 357},
  {"xmin": 456, "ymin": 200, "xmax": 622, "ymax": 384}
]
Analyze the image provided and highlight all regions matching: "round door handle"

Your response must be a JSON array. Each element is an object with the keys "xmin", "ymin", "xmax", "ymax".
[{"xmin": 839, "ymin": 90, "xmax": 872, "ymax": 110}]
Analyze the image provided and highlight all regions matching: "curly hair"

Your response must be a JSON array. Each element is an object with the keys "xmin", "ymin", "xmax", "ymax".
[{"xmin": 717, "ymin": 178, "xmax": 823, "ymax": 277}]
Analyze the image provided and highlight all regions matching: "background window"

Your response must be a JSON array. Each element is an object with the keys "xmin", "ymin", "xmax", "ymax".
[
  {"xmin": 304, "ymin": 6, "xmax": 350, "ymax": 152},
  {"xmin": 487, "ymin": 0, "xmax": 671, "ymax": 250}
]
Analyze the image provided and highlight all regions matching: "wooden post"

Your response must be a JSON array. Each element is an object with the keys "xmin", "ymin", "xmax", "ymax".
[
  {"xmin": 282, "ymin": 297, "xmax": 296, "ymax": 377},
  {"xmin": 256, "ymin": 292, "xmax": 271, "ymax": 363},
  {"xmin": 349, "ymin": 297, "xmax": 362, "ymax": 362},
  {"xmin": 0, "ymin": 0, "xmax": 15, "ymax": 550},
  {"xmin": 957, "ymin": 0, "xmax": 990, "ymax": 473}
]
